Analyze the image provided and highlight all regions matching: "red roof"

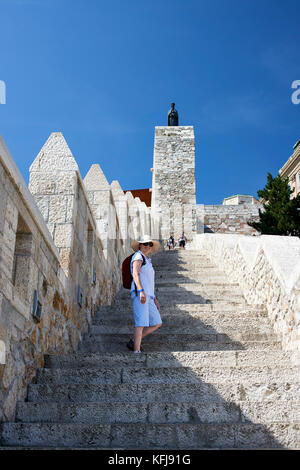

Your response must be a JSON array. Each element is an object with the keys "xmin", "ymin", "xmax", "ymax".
[{"xmin": 124, "ymin": 188, "xmax": 152, "ymax": 207}]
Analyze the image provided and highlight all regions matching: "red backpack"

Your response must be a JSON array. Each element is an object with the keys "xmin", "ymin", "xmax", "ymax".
[{"xmin": 122, "ymin": 252, "xmax": 146, "ymax": 289}]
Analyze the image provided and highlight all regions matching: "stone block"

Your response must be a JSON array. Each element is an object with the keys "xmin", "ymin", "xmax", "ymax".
[
  {"xmin": 40, "ymin": 181, "xmax": 56, "ymax": 195},
  {"xmin": 3, "ymin": 219, "xmax": 16, "ymax": 249},
  {"xmin": 94, "ymin": 191, "xmax": 110, "ymax": 205},
  {"xmin": 34, "ymin": 196, "xmax": 49, "ymax": 222},
  {"xmin": 54, "ymin": 224, "xmax": 73, "ymax": 248},
  {"xmin": 0, "ymin": 184, "xmax": 8, "ymax": 234},
  {"xmin": 48, "ymin": 196, "xmax": 68, "ymax": 223},
  {"xmin": 1, "ymin": 422, "xmax": 111, "ymax": 447},
  {"xmin": 0, "ymin": 243, "xmax": 14, "ymax": 278},
  {"xmin": 86, "ymin": 191, "xmax": 94, "ymax": 205},
  {"xmin": 57, "ymin": 174, "xmax": 77, "ymax": 195},
  {"xmin": 28, "ymin": 172, "xmax": 40, "ymax": 194},
  {"xmin": 2, "ymin": 378, "xmax": 19, "ymax": 421},
  {"xmin": 42, "ymin": 224, "xmax": 54, "ymax": 241},
  {"xmin": 0, "ymin": 160, "xmax": 6, "ymax": 185},
  {"xmin": 59, "ymin": 248, "xmax": 72, "ymax": 271},
  {"xmin": 0, "ymin": 320, "xmax": 6, "ymax": 365}
]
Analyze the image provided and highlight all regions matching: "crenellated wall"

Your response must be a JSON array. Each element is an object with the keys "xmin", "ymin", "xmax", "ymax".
[
  {"xmin": 190, "ymin": 233, "xmax": 300, "ymax": 351},
  {"xmin": 0, "ymin": 132, "xmax": 159, "ymax": 422}
]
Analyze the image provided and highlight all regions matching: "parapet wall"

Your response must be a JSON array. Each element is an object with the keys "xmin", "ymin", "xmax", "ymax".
[
  {"xmin": 0, "ymin": 133, "xmax": 158, "ymax": 422},
  {"xmin": 190, "ymin": 233, "xmax": 300, "ymax": 351},
  {"xmin": 196, "ymin": 204, "xmax": 261, "ymax": 235}
]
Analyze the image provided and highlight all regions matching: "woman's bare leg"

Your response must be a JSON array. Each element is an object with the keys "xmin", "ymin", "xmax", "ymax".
[
  {"xmin": 142, "ymin": 323, "xmax": 162, "ymax": 339},
  {"xmin": 133, "ymin": 326, "xmax": 144, "ymax": 351}
]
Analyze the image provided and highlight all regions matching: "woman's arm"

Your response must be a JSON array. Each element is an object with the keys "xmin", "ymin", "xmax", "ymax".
[{"xmin": 132, "ymin": 259, "xmax": 146, "ymax": 304}]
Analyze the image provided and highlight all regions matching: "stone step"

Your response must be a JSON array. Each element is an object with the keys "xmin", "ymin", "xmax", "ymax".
[
  {"xmin": 155, "ymin": 279, "xmax": 236, "ymax": 286},
  {"xmin": 154, "ymin": 261, "xmax": 217, "ymax": 265},
  {"xmin": 159, "ymin": 254, "xmax": 211, "ymax": 257},
  {"xmin": 153, "ymin": 255, "xmax": 212, "ymax": 259},
  {"xmin": 155, "ymin": 283, "xmax": 242, "ymax": 291},
  {"xmin": 156, "ymin": 271, "xmax": 227, "ymax": 276},
  {"xmin": 111, "ymin": 298, "xmax": 248, "ymax": 309},
  {"xmin": 87, "ymin": 323, "xmax": 274, "ymax": 335},
  {"xmin": 2, "ymin": 422, "xmax": 299, "ymax": 449},
  {"xmin": 117, "ymin": 292, "xmax": 246, "ymax": 302},
  {"xmin": 154, "ymin": 263, "xmax": 218, "ymax": 268},
  {"xmin": 159, "ymin": 293, "xmax": 245, "ymax": 301},
  {"xmin": 27, "ymin": 381, "xmax": 300, "ymax": 403},
  {"xmin": 156, "ymin": 270, "xmax": 228, "ymax": 277},
  {"xmin": 35, "ymin": 366, "xmax": 300, "ymax": 386},
  {"xmin": 83, "ymin": 331, "xmax": 277, "ymax": 341},
  {"xmin": 78, "ymin": 340, "xmax": 281, "ymax": 353},
  {"xmin": 153, "ymin": 251, "xmax": 208, "ymax": 256},
  {"xmin": 155, "ymin": 290, "xmax": 244, "ymax": 300},
  {"xmin": 156, "ymin": 280, "xmax": 232, "ymax": 286},
  {"xmin": 154, "ymin": 255, "xmax": 213, "ymax": 258},
  {"xmin": 155, "ymin": 259, "xmax": 221, "ymax": 264},
  {"xmin": 155, "ymin": 272, "xmax": 229, "ymax": 278},
  {"xmin": 154, "ymin": 254, "xmax": 212, "ymax": 258},
  {"xmin": 153, "ymin": 263, "xmax": 228, "ymax": 270},
  {"xmin": 152, "ymin": 265, "xmax": 221, "ymax": 272},
  {"xmin": 78, "ymin": 333, "xmax": 280, "ymax": 351},
  {"xmin": 83, "ymin": 331, "xmax": 278, "ymax": 343},
  {"xmin": 43, "ymin": 350, "xmax": 300, "ymax": 369},
  {"xmin": 154, "ymin": 256, "xmax": 219, "ymax": 261},
  {"xmin": 15, "ymin": 400, "xmax": 300, "ymax": 425},
  {"xmin": 92, "ymin": 314, "xmax": 271, "ymax": 329},
  {"xmin": 96, "ymin": 304, "xmax": 267, "ymax": 316}
]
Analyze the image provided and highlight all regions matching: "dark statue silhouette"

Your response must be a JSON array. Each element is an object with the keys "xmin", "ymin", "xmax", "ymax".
[{"xmin": 168, "ymin": 102, "xmax": 179, "ymax": 126}]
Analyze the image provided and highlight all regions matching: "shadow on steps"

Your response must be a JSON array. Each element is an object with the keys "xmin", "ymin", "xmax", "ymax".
[{"xmin": 1, "ymin": 251, "xmax": 298, "ymax": 449}]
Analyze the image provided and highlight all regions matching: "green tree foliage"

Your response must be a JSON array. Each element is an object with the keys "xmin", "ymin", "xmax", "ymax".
[{"xmin": 248, "ymin": 173, "xmax": 300, "ymax": 237}]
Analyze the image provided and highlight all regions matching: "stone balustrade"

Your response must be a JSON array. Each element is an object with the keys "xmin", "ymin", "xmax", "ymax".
[{"xmin": 190, "ymin": 233, "xmax": 300, "ymax": 351}]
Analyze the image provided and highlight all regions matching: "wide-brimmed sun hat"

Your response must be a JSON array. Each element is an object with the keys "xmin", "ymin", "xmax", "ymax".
[{"xmin": 131, "ymin": 236, "xmax": 160, "ymax": 253}]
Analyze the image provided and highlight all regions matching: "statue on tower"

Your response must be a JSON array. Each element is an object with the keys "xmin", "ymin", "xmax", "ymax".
[{"xmin": 168, "ymin": 102, "xmax": 179, "ymax": 126}]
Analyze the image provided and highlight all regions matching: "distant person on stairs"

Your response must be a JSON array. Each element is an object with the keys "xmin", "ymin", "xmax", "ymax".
[
  {"xmin": 126, "ymin": 236, "xmax": 162, "ymax": 354},
  {"xmin": 178, "ymin": 232, "xmax": 187, "ymax": 250},
  {"xmin": 167, "ymin": 235, "xmax": 175, "ymax": 250}
]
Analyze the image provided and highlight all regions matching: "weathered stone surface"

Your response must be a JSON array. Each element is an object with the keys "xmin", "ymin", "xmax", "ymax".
[
  {"xmin": 1, "ymin": 422, "xmax": 111, "ymax": 448},
  {"xmin": 53, "ymin": 224, "xmax": 73, "ymax": 248},
  {"xmin": 191, "ymin": 234, "xmax": 300, "ymax": 351},
  {"xmin": 0, "ymin": 133, "xmax": 145, "ymax": 428},
  {"xmin": 2, "ymin": 250, "xmax": 298, "ymax": 449},
  {"xmin": 151, "ymin": 126, "xmax": 196, "ymax": 241},
  {"xmin": 201, "ymin": 204, "xmax": 261, "ymax": 235},
  {"xmin": 29, "ymin": 132, "xmax": 79, "ymax": 173}
]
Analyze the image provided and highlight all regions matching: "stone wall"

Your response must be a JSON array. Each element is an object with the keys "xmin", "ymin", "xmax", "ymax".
[
  {"xmin": 149, "ymin": 125, "xmax": 261, "ymax": 241},
  {"xmin": 190, "ymin": 233, "xmax": 300, "ymax": 351},
  {"xmin": 222, "ymin": 195, "xmax": 259, "ymax": 205},
  {"xmin": 196, "ymin": 204, "xmax": 261, "ymax": 235},
  {"xmin": 0, "ymin": 133, "xmax": 158, "ymax": 422}
]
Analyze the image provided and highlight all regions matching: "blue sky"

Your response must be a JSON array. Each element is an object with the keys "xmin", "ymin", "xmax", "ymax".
[{"xmin": 0, "ymin": 0, "xmax": 299, "ymax": 204}]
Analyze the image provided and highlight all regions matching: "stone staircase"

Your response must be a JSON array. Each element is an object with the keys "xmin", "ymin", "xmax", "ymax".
[{"xmin": 1, "ymin": 250, "xmax": 300, "ymax": 449}]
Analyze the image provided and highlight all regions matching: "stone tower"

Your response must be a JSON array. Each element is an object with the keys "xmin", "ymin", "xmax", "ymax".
[{"xmin": 151, "ymin": 125, "xmax": 196, "ymax": 242}]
